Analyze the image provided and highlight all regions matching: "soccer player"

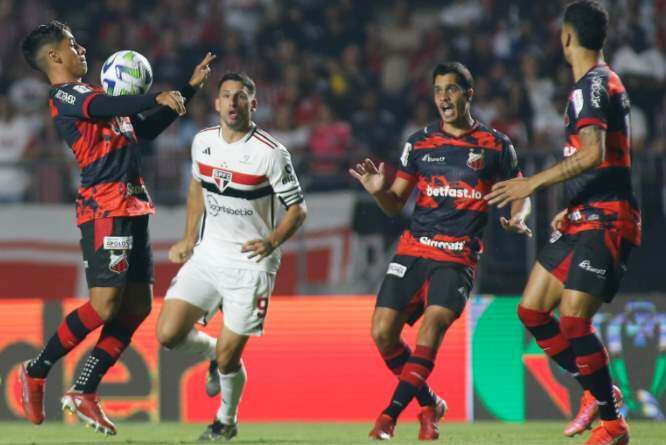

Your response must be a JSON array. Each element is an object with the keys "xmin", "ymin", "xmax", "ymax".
[
  {"xmin": 155, "ymin": 72, "xmax": 307, "ymax": 441},
  {"xmin": 19, "ymin": 20, "xmax": 215, "ymax": 435},
  {"xmin": 485, "ymin": 2, "xmax": 639, "ymax": 444},
  {"xmin": 350, "ymin": 62, "xmax": 531, "ymax": 440}
]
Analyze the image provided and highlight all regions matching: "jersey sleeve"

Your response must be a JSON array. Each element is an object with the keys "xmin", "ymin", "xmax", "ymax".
[
  {"xmin": 267, "ymin": 146, "xmax": 304, "ymax": 209},
  {"xmin": 396, "ymin": 140, "xmax": 417, "ymax": 181},
  {"xmin": 190, "ymin": 135, "xmax": 202, "ymax": 182},
  {"xmin": 573, "ymin": 75, "xmax": 610, "ymax": 131},
  {"xmin": 50, "ymin": 83, "xmax": 101, "ymax": 119},
  {"xmin": 498, "ymin": 136, "xmax": 522, "ymax": 181}
]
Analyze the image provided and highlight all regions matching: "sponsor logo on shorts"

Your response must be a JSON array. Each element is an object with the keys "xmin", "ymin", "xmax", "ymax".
[
  {"xmin": 419, "ymin": 236, "xmax": 465, "ymax": 252},
  {"xmin": 549, "ymin": 230, "xmax": 562, "ymax": 244},
  {"xmin": 426, "ymin": 185, "xmax": 482, "ymax": 200},
  {"xmin": 103, "ymin": 236, "xmax": 133, "ymax": 250},
  {"xmin": 387, "ymin": 262, "xmax": 407, "ymax": 278},
  {"xmin": 578, "ymin": 260, "xmax": 607, "ymax": 278},
  {"xmin": 109, "ymin": 251, "xmax": 129, "ymax": 274}
]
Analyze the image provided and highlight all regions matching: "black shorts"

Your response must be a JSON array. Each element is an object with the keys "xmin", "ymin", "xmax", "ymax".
[
  {"xmin": 376, "ymin": 255, "xmax": 474, "ymax": 324},
  {"xmin": 79, "ymin": 215, "xmax": 154, "ymax": 288},
  {"xmin": 538, "ymin": 229, "xmax": 632, "ymax": 302}
]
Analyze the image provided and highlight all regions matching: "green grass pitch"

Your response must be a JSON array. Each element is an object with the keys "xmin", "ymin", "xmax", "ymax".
[{"xmin": 1, "ymin": 421, "xmax": 664, "ymax": 445}]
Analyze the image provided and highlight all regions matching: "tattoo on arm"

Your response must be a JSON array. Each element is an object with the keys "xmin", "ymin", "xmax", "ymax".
[{"xmin": 558, "ymin": 125, "xmax": 604, "ymax": 181}]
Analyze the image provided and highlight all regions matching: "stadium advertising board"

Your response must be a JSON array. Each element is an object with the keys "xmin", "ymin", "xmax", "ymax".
[
  {"xmin": 0, "ymin": 297, "xmax": 469, "ymax": 422},
  {"xmin": 0, "ymin": 296, "xmax": 662, "ymax": 422}
]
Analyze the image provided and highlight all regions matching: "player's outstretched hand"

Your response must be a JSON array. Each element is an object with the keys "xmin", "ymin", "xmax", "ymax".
[
  {"xmin": 349, "ymin": 158, "xmax": 386, "ymax": 195},
  {"xmin": 156, "ymin": 91, "xmax": 186, "ymax": 115},
  {"xmin": 241, "ymin": 239, "xmax": 276, "ymax": 262},
  {"xmin": 500, "ymin": 215, "xmax": 533, "ymax": 238},
  {"xmin": 168, "ymin": 239, "xmax": 195, "ymax": 263},
  {"xmin": 485, "ymin": 177, "xmax": 535, "ymax": 208},
  {"xmin": 550, "ymin": 208, "xmax": 568, "ymax": 232},
  {"xmin": 188, "ymin": 52, "xmax": 217, "ymax": 89}
]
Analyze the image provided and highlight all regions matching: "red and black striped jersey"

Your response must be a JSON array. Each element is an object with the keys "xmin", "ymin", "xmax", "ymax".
[
  {"xmin": 562, "ymin": 64, "xmax": 641, "ymax": 245},
  {"xmin": 48, "ymin": 82, "xmax": 153, "ymax": 225},
  {"xmin": 395, "ymin": 120, "xmax": 522, "ymax": 268}
]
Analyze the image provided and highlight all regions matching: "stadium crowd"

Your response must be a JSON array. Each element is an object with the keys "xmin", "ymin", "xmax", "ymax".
[{"xmin": 0, "ymin": 0, "xmax": 664, "ymax": 202}]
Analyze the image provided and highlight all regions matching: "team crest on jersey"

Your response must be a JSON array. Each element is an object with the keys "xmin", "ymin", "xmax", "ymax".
[
  {"xmin": 109, "ymin": 251, "xmax": 129, "ymax": 274},
  {"xmin": 466, "ymin": 149, "xmax": 485, "ymax": 171},
  {"xmin": 213, "ymin": 169, "xmax": 232, "ymax": 191}
]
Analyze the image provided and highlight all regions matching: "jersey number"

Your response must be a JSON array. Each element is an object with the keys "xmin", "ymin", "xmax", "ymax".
[{"xmin": 256, "ymin": 297, "xmax": 269, "ymax": 318}]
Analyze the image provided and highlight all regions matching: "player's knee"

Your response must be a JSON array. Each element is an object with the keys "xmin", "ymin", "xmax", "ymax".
[
  {"xmin": 517, "ymin": 305, "xmax": 551, "ymax": 328},
  {"xmin": 371, "ymin": 325, "xmax": 398, "ymax": 353},
  {"xmin": 131, "ymin": 299, "xmax": 152, "ymax": 321},
  {"xmin": 216, "ymin": 350, "xmax": 241, "ymax": 374},
  {"xmin": 418, "ymin": 316, "xmax": 452, "ymax": 347},
  {"xmin": 559, "ymin": 315, "xmax": 593, "ymax": 340},
  {"xmin": 91, "ymin": 295, "xmax": 123, "ymax": 322},
  {"xmin": 156, "ymin": 324, "xmax": 182, "ymax": 349}
]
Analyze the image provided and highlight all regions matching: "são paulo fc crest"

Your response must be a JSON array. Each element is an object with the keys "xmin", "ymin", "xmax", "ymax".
[
  {"xmin": 109, "ymin": 251, "xmax": 129, "ymax": 274},
  {"xmin": 213, "ymin": 169, "xmax": 232, "ymax": 192},
  {"xmin": 466, "ymin": 149, "xmax": 485, "ymax": 171}
]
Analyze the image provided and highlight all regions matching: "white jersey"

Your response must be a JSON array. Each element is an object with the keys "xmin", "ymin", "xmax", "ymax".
[{"xmin": 190, "ymin": 123, "xmax": 304, "ymax": 273}]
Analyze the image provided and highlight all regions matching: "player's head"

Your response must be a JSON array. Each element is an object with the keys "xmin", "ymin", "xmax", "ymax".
[
  {"xmin": 21, "ymin": 20, "xmax": 87, "ymax": 80},
  {"xmin": 432, "ymin": 62, "xmax": 474, "ymax": 125},
  {"xmin": 215, "ymin": 72, "xmax": 257, "ymax": 131},
  {"xmin": 561, "ymin": 0, "xmax": 608, "ymax": 61}
]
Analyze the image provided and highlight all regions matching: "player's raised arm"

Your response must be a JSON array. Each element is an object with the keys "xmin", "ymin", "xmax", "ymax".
[
  {"xmin": 132, "ymin": 52, "xmax": 216, "ymax": 140},
  {"xmin": 88, "ymin": 90, "xmax": 186, "ymax": 118},
  {"xmin": 486, "ymin": 64, "xmax": 610, "ymax": 209},
  {"xmin": 349, "ymin": 158, "xmax": 415, "ymax": 217}
]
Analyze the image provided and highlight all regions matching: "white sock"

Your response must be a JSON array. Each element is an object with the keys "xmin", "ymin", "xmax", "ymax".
[
  {"xmin": 216, "ymin": 360, "xmax": 247, "ymax": 425},
  {"xmin": 171, "ymin": 328, "xmax": 216, "ymax": 361}
]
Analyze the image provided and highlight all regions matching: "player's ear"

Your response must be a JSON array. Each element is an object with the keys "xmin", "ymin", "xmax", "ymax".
[
  {"xmin": 46, "ymin": 48, "xmax": 61, "ymax": 65},
  {"xmin": 466, "ymin": 88, "xmax": 474, "ymax": 102},
  {"xmin": 250, "ymin": 98, "xmax": 257, "ymax": 112},
  {"xmin": 214, "ymin": 97, "xmax": 221, "ymax": 113}
]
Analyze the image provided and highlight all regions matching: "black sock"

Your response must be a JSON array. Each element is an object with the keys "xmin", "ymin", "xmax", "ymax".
[
  {"xmin": 380, "ymin": 341, "xmax": 437, "ymax": 407},
  {"xmin": 383, "ymin": 381, "xmax": 419, "ymax": 419},
  {"xmin": 28, "ymin": 302, "xmax": 103, "ymax": 378}
]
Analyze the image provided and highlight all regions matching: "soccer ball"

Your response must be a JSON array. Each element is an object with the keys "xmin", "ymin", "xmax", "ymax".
[{"xmin": 100, "ymin": 50, "xmax": 153, "ymax": 96}]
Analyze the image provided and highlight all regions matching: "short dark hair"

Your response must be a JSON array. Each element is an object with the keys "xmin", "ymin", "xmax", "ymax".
[
  {"xmin": 21, "ymin": 20, "xmax": 71, "ymax": 72},
  {"xmin": 432, "ymin": 62, "xmax": 474, "ymax": 91},
  {"xmin": 563, "ymin": 0, "xmax": 608, "ymax": 51},
  {"xmin": 217, "ymin": 72, "xmax": 256, "ymax": 97}
]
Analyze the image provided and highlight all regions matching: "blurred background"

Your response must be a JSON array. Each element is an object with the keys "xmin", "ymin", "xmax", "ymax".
[{"xmin": 0, "ymin": 0, "xmax": 664, "ymax": 425}]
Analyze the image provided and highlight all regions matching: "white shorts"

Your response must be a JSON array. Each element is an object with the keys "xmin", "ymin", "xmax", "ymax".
[{"xmin": 165, "ymin": 253, "xmax": 275, "ymax": 336}]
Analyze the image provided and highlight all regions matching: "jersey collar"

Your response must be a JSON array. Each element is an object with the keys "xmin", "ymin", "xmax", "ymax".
[{"xmin": 438, "ymin": 118, "xmax": 479, "ymax": 139}]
